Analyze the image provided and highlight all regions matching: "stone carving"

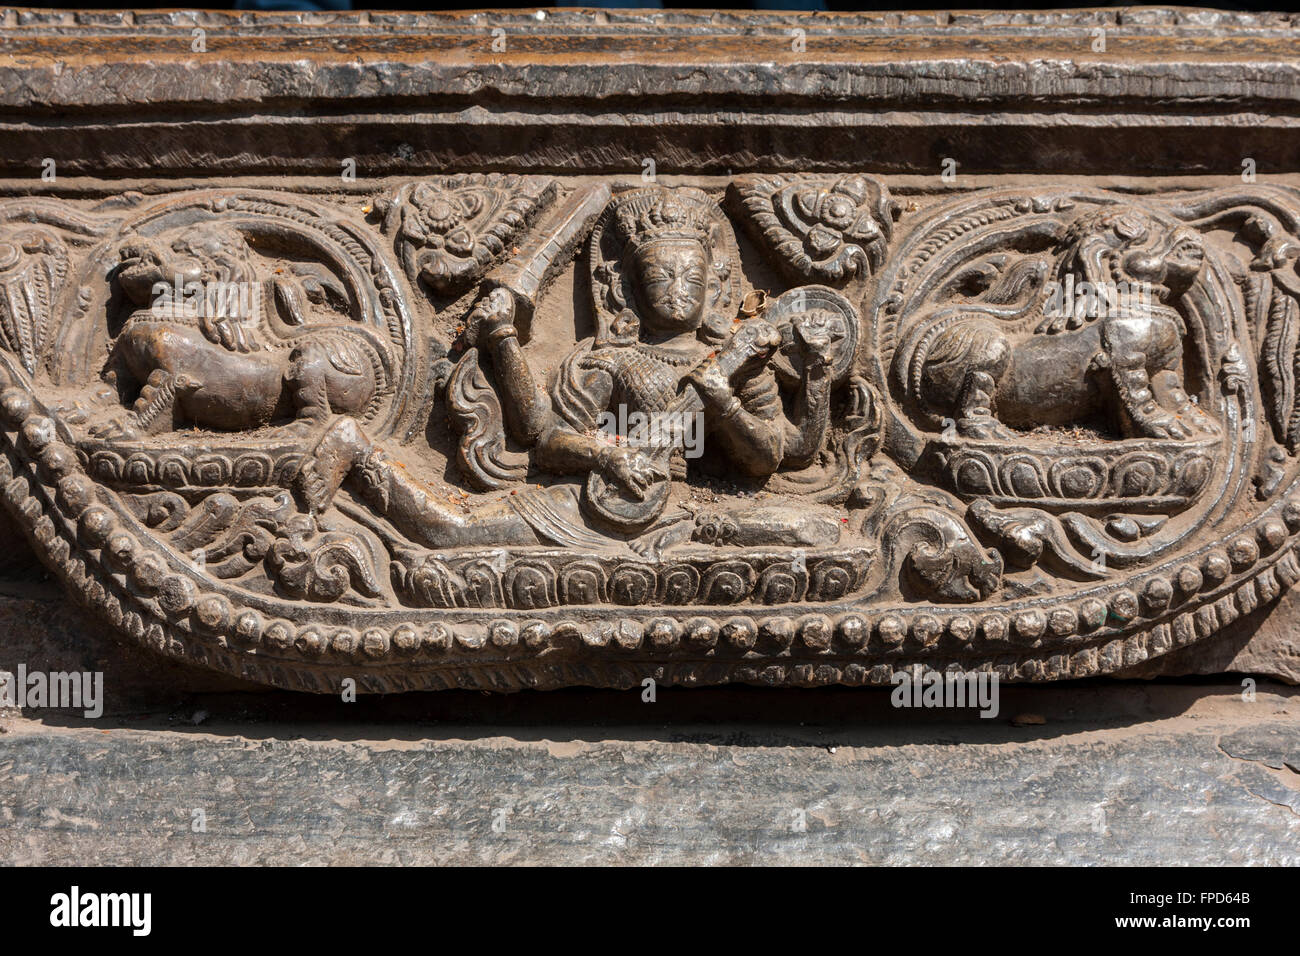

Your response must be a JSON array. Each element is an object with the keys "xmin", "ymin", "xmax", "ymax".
[
  {"xmin": 302, "ymin": 185, "xmax": 854, "ymax": 560},
  {"xmin": 95, "ymin": 222, "xmax": 395, "ymax": 438},
  {"xmin": 730, "ymin": 174, "xmax": 900, "ymax": 283},
  {"xmin": 0, "ymin": 228, "xmax": 68, "ymax": 376},
  {"xmin": 444, "ymin": 183, "xmax": 612, "ymax": 490},
  {"xmin": 896, "ymin": 206, "xmax": 1216, "ymax": 442},
  {"xmin": 1, "ymin": 178, "xmax": 1300, "ymax": 694},
  {"xmin": 380, "ymin": 174, "xmax": 557, "ymax": 297}
]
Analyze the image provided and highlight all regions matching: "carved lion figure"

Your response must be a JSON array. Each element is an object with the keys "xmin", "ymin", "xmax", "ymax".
[
  {"xmin": 897, "ymin": 207, "xmax": 1219, "ymax": 441},
  {"xmin": 95, "ymin": 224, "xmax": 393, "ymax": 437}
]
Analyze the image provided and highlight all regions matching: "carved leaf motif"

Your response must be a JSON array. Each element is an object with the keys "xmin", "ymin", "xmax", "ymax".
[
  {"xmin": 1164, "ymin": 188, "xmax": 1300, "ymax": 451},
  {"xmin": 446, "ymin": 348, "xmax": 527, "ymax": 491},
  {"xmin": 883, "ymin": 504, "xmax": 1004, "ymax": 603},
  {"xmin": 172, "ymin": 492, "xmax": 296, "ymax": 579},
  {"xmin": 1259, "ymin": 274, "xmax": 1300, "ymax": 451},
  {"xmin": 966, "ymin": 498, "xmax": 1108, "ymax": 578},
  {"xmin": 0, "ymin": 228, "xmax": 68, "ymax": 374},
  {"xmin": 266, "ymin": 514, "xmax": 385, "ymax": 603},
  {"xmin": 854, "ymin": 472, "xmax": 1003, "ymax": 602},
  {"xmin": 729, "ymin": 174, "xmax": 898, "ymax": 283},
  {"xmin": 382, "ymin": 174, "xmax": 558, "ymax": 296}
]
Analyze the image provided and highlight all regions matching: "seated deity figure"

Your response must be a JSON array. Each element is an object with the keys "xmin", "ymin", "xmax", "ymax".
[{"xmin": 300, "ymin": 185, "xmax": 848, "ymax": 555}]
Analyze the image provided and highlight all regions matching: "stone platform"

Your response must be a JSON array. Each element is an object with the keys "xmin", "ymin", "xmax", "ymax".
[{"xmin": 2, "ymin": 672, "xmax": 1296, "ymax": 865}]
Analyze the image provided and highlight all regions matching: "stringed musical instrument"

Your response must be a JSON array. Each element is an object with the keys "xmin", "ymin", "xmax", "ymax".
[{"xmin": 583, "ymin": 318, "xmax": 779, "ymax": 530}]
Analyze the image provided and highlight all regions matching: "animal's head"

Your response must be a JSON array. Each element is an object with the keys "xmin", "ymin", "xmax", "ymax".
[
  {"xmin": 1058, "ymin": 208, "xmax": 1205, "ymax": 303},
  {"xmin": 115, "ymin": 225, "xmax": 257, "ymax": 307},
  {"xmin": 792, "ymin": 307, "xmax": 850, "ymax": 369}
]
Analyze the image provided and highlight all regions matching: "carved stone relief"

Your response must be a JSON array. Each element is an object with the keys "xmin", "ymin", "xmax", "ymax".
[{"xmin": 2, "ymin": 172, "xmax": 1300, "ymax": 693}]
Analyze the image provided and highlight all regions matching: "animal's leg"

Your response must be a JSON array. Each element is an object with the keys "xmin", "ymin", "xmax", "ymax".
[
  {"xmin": 1151, "ymin": 369, "xmax": 1219, "ymax": 436},
  {"xmin": 87, "ymin": 415, "xmax": 138, "ymax": 440},
  {"xmin": 90, "ymin": 370, "xmax": 197, "ymax": 439},
  {"xmin": 275, "ymin": 341, "xmax": 334, "ymax": 439},
  {"xmin": 131, "ymin": 370, "xmax": 198, "ymax": 435},
  {"xmin": 298, "ymin": 415, "xmax": 370, "ymax": 512},
  {"xmin": 86, "ymin": 338, "xmax": 143, "ymax": 438},
  {"xmin": 955, "ymin": 368, "xmax": 1016, "ymax": 440},
  {"xmin": 919, "ymin": 320, "xmax": 1014, "ymax": 439},
  {"xmin": 50, "ymin": 382, "xmax": 119, "ymax": 426},
  {"xmin": 99, "ymin": 331, "xmax": 138, "ymax": 401},
  {"xmin": 1101, "ymin": 315, "xmax": 1196, "ymax": 440},
  {"xmin": 1107, "ymin": 351, "xmax": 1192, "ymax": 439},
  {"xmin": 289, "ymin": 342, "xmax": 334, "ymax": 420}
]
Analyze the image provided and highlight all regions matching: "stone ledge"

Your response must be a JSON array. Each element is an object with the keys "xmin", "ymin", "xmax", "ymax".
[
  {"xmin": 2, "ymin": 8, "xmax": 1299, "ymax": 175},
  {"xmin": 1, "ymin": 683, "xmax": 1295, "ymax": 864}
]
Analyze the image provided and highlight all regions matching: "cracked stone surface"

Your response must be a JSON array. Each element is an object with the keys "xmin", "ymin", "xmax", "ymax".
[{"xmin": 0, "ymin": 683, "xmax": 1296, "ymax": 865}]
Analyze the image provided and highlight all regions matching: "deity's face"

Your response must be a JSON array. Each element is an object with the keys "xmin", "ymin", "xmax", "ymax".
[{"xmin": 632, "ymin": 238, "xmax": 709, "ymax": 335}]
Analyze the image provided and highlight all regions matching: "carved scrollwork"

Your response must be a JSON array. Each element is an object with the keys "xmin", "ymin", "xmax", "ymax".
[
  {"xmin": 445, "ymin": 347, "xmax": 527, "ymax": 491},
  {"xmin": 266, "ymin": 513, "xmax": 388, "ymax": 605}
]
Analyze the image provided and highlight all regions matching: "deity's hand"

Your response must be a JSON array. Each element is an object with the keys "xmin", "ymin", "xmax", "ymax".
[
  {"xmin": 685, "ymin": 357, "xmax": 733, "ymax": 406},
  {"xmin": 463, "ymin": 286, "xmax": 517, "ymax": 348},
  {"xmin": 600, "ymin": 446, "xmax": 661, "ymax": 501},
  {"xmin": 721, "ymin": 318, "xmax": 782, "ymax": 375},
  {"xmin": 687, "ymin": 318, "xmax": 781, "ymax": 403},
  {"xmin": 686, "ymin": 319, "xmax": 774, "ymax": 405},
  {"xmin": 792, "ymin": 310, "xmax": 846, "ymax": 372}
]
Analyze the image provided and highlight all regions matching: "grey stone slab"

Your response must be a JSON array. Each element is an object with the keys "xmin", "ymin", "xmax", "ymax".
[{"xmin": 1, "ymin": 685, "xmax": 1297, "ymax": 865}]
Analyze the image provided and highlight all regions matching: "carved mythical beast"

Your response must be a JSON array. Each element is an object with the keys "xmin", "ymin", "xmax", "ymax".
[
  {"xmin": 898, "ymin": 208, "xmax": 1219, "ymax": 441},
  {"xmin": 94, "ymin": 224, "xmax": 394, "ymax": 437}
]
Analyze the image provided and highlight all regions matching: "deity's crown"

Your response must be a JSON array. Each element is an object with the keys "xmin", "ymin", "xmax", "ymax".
[{"xmin": 613, "ymin": 188, "xmax": 715, "ymax": 253}]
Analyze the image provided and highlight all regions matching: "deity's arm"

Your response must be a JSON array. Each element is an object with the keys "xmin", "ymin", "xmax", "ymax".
[
  {"xmin": 470, "ymin": 288, "xmax": 552, "ymax": 446},
  {"xmin": 481, "ymin": 324, "xmax": 552, "ymax": 446},
  {"xmin": 779, "ymin": 360, "xmax": 834, "ymax": 470},
  {"xmin": 690, "ymin": 361, "xmax": 785, "ymax": 476},
  {"xmin": 534, "ymin": 422, "xmax": 611, "ymax": 475},
  {"xmin": 533, "ymin": 348, "xmax": 617, "ymax": 476}
]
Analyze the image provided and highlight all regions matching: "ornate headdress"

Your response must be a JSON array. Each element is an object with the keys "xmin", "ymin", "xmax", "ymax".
[{"xmin": 612, "ymin": 188, "xmax": 716, "ymax": 254}]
